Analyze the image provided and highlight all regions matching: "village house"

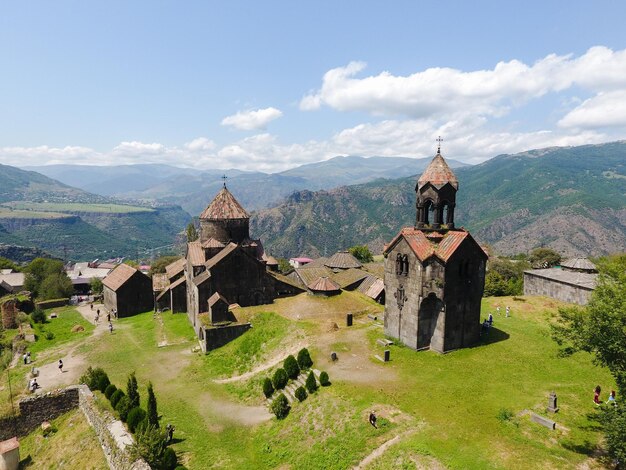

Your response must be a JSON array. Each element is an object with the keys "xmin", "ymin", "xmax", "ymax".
[{"xmin": 102, "ymin": 263, "xmax": 153, "ymax": 317}]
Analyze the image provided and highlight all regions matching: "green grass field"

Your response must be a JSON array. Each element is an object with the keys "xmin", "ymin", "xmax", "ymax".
[
  {"xmin": 0, "ymin": 207, "xmax": 69, "ymax": 219},
  {"xmin": 3, "ymin": 201, "xmax": 153, "ymax": 214},
  {"xmin": 28, "ymin": 306, "xmax": 94, "ymax": 358},
  {"xmin": 0, "ymin": 295, "xmax": 616, "ymax": 469}
]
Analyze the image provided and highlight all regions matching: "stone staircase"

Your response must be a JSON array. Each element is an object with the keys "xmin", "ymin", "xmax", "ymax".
[{"xmin": 268, "ymin": 369, "xmax": 321, "ymax": 405}]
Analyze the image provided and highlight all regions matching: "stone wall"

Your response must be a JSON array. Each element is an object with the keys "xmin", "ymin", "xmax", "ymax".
[
  {"xmin": 523, "ymin": 273, "xmax": 593, "ymax": 305},
  {"xmin": 0, "ymin": 387, "xmax": 79, "ymax": 440},
  {"xmin": 0, "ymin": 385, "xmax": 150, "ymax": 470},
  {"xmin": 202, "ymin": 323, "xmax": 251, "ymax": 352}
]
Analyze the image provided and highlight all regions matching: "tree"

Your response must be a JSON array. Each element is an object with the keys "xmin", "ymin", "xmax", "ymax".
[
  {"xmin": 349, "ymin": 245, "xmax": 374, "ymax": 263},
  {"xmin": 297, "ymin": 348, "xmax": 313, "ymax": 369},
  {"xmin": 283, "ymin": 355, "xmax": 300, "ymax": 380},
  {"xmin": 130, "ymin": 423, "xmax": 167, "ymax": 468},
  {"xmin": 262, "ymin": 378, "xmax": 274, "ymax": 398},
  {"xmin": 24, "ymin": 257, "xmax": 66, "ymax": 298},
  {"xmin": 272, "ymin": 368, "xmax": 288, "ymax": 390},
  {"xmin": 127, "ymin": 372, "xmax": 140, "ymax": 409},
  {"xmin": 39, "ymin": 272, "xmax": 73, "ymax": 300},
  {"xmin": 277, "ymin": 258, "xmax": 292, "ymax": 274},
  {"xmin": 0, "ymin": 257, "xmax": 18, "ymax": 271},
  {"xmin": 146, "ymin": 382, "xmax": 159, "ymax": 428},
  {"xmin": 305, "ymin": 371, "xmax": 317, "ymax": 393},
  {"xmin": 149, "ymin": 256, "xmax": 182, "ymax": 276},
  {"xmin": 270, "ymin": 393, "xmax": 290, "ymax": 419},
  {"xmin": 186, "ymin": 222, "xmax": 199, "ymax": 242},
  {"xmin": 552, "ymin": 254, "xmax": 626, "ymax": 461},
  {"xmin": 529, "ymin": 248, "xmax": 561, "ymax": 268},
  {"xmin": 90, "ymin": 277, "xmax": 103, "ymax": 295}
]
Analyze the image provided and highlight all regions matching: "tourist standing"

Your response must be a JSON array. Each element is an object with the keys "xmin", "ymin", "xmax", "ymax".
[
  {"xmin": 593, "ymin": 385, "xmax": 602, "ymax": 405},
  {"xmin": 505, "ymin": 306, "xmax": 510, "ymax": 318},
  {"xmin": 109, "ymin": 322, "xmax": 113, "ymax": 334}
]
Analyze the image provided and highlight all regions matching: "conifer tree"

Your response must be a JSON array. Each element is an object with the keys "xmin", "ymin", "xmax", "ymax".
[
  {"xmin": 127, "ymin": 372, "xmax": 140, "ymax": 409},
  {"xmin": 146, "ymin": 382, "xmax": 159, "ymax": 428}
]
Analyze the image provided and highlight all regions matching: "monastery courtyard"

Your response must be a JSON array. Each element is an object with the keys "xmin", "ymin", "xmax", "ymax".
[{"xmin": 0, "ymin": 291, "xmax": 614, "ymax": 469}]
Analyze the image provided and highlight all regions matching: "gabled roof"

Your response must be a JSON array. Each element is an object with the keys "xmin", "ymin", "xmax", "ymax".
[
  {"xmin": 295, "ymin": 266, "xmax": 333, "ymax": 286},
  {"xmin": 417, "ymin": 153, "xmax": 459, "ymax": 190},
  {"xmin": 325, "ymin": 251, "xmax": 362, "ymax": 269},
  {"xmin": 0, "ymin": 272, "xmax": 25, "ymax": 288},
  {"xmin": 169, "ymin": 276, "xmax": 186, "ymax": 290},
  {"xmin": 102, "ymin": 264, "xmax": 140, "ymax": 291},
  {"xmin": 199, "ymin": 187, "xmax": 249, "ymax": 220},
  {"xmin": 333, "ymin": 268, "xmax": 370, "ymax": 289},
  {"xmin": 208, "ymin": 292, "xmax": 230, "ymax": 307},
  {"xmin": 307, "ymin": 276, "xmax": 341, "ymax": 292},
  {"xmin": 267, "ymin": 271, "xmax": 306, "ymax": 291},
  {"xmin": 358, "ymin": 276, "xmax": 385, "ymax": 299},
  {"xmin": 193, "ymin": 270, "xmax": 210, "ymax": 286},
  {"xmin": 303, "ymin": 257, "xmax": 328, "ymax": 268},
  {"xmin": 263, "ymin": 255, "xmax": 279, "ymax": 266},
  {"xmin": 384, "ymin": 227, "xmax": 488, "ymax": 263},
  {"xmin": 201, "ymin": 237, "xmax": 226, "ymax": 249},
  {"xmin": 205, "ymin": 243, "xmax": 239, "ymax": 270},
  {"xmin": 187, "ymin": 241, "xmax": 205, "ymax": 266},
  {"xmin": 165, "ymin": 258, "xmax": 185, "ymax": 279}
]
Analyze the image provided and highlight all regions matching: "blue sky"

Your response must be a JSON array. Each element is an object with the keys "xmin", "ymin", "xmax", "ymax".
[{"xmin": 1, "ymin": 1, "xmax": 626, "ymax": 171}]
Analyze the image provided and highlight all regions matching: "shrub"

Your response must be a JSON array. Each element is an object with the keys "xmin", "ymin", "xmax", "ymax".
[
  {"xmin": 97, "ymin": 374, "xmax": 111, "ymax": 393},
  {"xmin": 319, "ymin": 371, "xmax": 330, "ymax": 386},
  {"xmin": 104, "ymin": 383, "xmax": 117, "ymax": 399},
  {"xmin": 270, "ymin": 393, "xmax": 290, "ymax": 419},
  {"xmin": 30, "ymin": 308, "xmax": 46, "ymax": 324},
  {"xmin": 44, "ymin": 331, "xmax": 54, "ymax": 340},
  {"xmin": 262, "ymin": 377, "xmax": 274, "ymax": 398},
  {"xmin": 42, "ymin": 425, "xmax": 58, "ymax": 437},
  {"xmin": 130, "ymin": 423, "xmax": 167, "ymax": 469},
  {"xmin": 175, "ymin": 466, "xmax": 188, "ymax": 470},
  {"xmin": 272, "ymin": 368, "xmax": 288, "ymax": 390},
  {"xmin": 497, "ymin": 408, "xmax": 514, "ymax": 422},
  {"xmin": 283, "ymin": 355, "xmax": 300, "ymax": 380},
  {"xmin": 161, "ymin": 447, "xmax": 178, "ymax": 470},
  {"xmin": 294, "ymin": 386, "xmax": 307, "ymax": 402},
  {"xmin": 116, "ymin": 396, "xmax": 132, "ymax": 422},
  {"xmin": 81, "ymin": 367, "xmax": 110, "ymax": 392},
  {"xmin": 297, "ymin": 348, "xmax": 313, "ymax": 369},
  {"xmin": 127, "ymin": 407, "xmax": 147, "ymax": 433},
  {"xmin": 110, "ymin": 389, "xmax": 125, "ymax": 409},
  {"xmin": 305, "ymin": 371, "xmax": 317, "ymax": 393}
]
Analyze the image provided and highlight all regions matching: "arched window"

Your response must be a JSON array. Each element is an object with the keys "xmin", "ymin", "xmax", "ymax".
[
  {"xmin": 423, "ymin": 200, "xmax": 433, "ymax": 225},
  {"xmin": 396, "ymin": 254, "xmax": 402, "ymax": 274},
  {"xmin": 402, "ymin": 255, "xmax": 409, "ymax": 275}
]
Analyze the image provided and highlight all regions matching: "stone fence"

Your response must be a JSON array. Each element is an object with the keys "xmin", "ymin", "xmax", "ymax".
[{"xmin": 0, "ymin": 385, "xmax": 150, "ymax": 470}]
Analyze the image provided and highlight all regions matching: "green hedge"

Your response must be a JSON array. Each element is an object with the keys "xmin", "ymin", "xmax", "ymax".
[{"xmin": 35, "ymin": 298, "xmax": 69, "ymax": 309}]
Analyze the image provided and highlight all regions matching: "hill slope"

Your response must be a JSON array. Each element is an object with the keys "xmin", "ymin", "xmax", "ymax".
[{"xmin": 251, "ymin": 142, "xmax": 626, "ymax": 258}]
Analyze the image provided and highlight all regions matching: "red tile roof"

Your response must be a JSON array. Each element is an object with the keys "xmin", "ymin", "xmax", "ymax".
[
  {"xmin": 384, "ymin": 228, "xmax": 487, "ymax": 263},
  {"xmin": 417, "ymin": 153, "xmax": 459, "ymax": 190},
  {"xmin": 199, "ymin": 187, "xmax": 249, "ymax": 220}
]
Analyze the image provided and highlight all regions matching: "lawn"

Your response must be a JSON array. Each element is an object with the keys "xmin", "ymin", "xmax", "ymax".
[
  {"xmin": 18, "ymin": 408, "xmax": 108, "ymax": 469},
  {"xmin": 0, "ymin": 295, "xmax": 616, "ymax": 469},
  {"xmin": 28, "ymin": 306, "xmax": 94, "ymax": 358}
]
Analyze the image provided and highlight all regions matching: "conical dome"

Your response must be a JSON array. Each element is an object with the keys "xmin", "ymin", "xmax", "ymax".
[
  {"xmin": 200, "ymin": 187, "xmax": 249, "ymax": 220},
  {"xmin": 417, "ymin": 153, "xmax": 459, "ymax": 190}
]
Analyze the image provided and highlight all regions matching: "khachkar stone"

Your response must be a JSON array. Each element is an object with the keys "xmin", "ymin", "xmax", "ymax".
[
  {"xmin": 547, "ymin": 392, "xmax": 559, "ymax": 413},
  {"xmin": 383, "ymin": 141, "xmax": 488, "ymax": 353}
]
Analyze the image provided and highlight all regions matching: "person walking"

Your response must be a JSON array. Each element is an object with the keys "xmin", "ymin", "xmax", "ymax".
[
  {"xmin": 109, "ymin": 322, "xmax": 113, "ymax": 334},
  {"xmin": 505, "ymin": 306, "xmax": 510, "ymax": 318},
  {"xmin": 369, "ymin": 411, "xmax": 377, "ymax": 428},
  {"xmin": 58, "ymin": 359, "xmax": 63, "ymax": 372},
  {"xmin": 593, "ymin": 385, "xmax": 602, "ymax": 405}
]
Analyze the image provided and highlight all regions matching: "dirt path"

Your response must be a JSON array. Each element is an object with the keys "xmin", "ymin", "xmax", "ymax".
[
  {"xmin": 213, "ymin": 339, "xmax": 307, "ymax": 384},
  {"xmin": 33, "ymin": 303, "xmax": 108, "ymax": 393},
  {"xmin": 353, "ymin": 430, "xmax": 413, "ymax": 469}
]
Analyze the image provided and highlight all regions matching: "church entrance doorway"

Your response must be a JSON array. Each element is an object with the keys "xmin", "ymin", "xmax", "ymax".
[{"xmin": 417, "ymin": 293, "xmax": 443, "ymax": 349}]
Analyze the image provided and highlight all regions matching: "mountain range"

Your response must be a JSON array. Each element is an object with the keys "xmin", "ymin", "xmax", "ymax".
[
  {"xmin": 26, "ymin": 156, "xmax": 469, "ymax": 214},
  {"xmin": 251, "ymin": 142, "xmax": 626, "ymax": 259}
]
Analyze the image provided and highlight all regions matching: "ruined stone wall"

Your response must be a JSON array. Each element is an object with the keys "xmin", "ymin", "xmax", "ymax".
[
  {"xmin": 523, "ymin": 273, "xmax": 593, "ymax": 305},
  {"xmin": 0, "ymin": 385, "xmax": 149, "ymax": 470},
  {"xmin": 203, "ymin": 323, "xmax": 251, "ymax": 352}
]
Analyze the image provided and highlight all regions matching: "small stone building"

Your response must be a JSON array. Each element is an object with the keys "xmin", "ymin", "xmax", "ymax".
[
  {"xmin": 523, "ymin": 258, "xmax": 598, "ymax": 305},
  {"xmin": 102, "ymin": 264, "xmax": 153, "ymax": 317},
  {"xmin": 384, "ymin": 148, "xmax": 488, "ymax": 353}
]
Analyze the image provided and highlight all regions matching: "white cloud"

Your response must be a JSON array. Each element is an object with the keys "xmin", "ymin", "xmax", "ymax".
[
  {"xmin": 221, "ymin": 107, "xmax": 283, "ymax": 130},
  {"xmin": 558, "ymin": 90, "xmax": 626, "ymax": 128},
  {"xmin": 184, "ymin": 137, "xmax": 216, "ymax": 151},
  {"xmin": 300, "ymin": 46, "xmax": 626, "ymax": 125}
]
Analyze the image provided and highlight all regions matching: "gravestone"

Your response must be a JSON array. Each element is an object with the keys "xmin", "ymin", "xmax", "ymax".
[
  {"xmin": 330, "ymin": 352, "xmax": 338, "ymax": 361},
  {"xmin": 547, "ymin": 392, "xmax": 559, "ymax": 413},
  {"xmin": 346, "ymin": 313, "xmax": 353, "ymax": 327},
  {"xmin": 384, "ymin": 350, "xmax": 390, "ymax": 362},
  {"xmin": 530, "ymin": 412, "xmax": 556, "ymax": 430}
]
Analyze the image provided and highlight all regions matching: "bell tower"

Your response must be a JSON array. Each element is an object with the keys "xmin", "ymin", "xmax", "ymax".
[{"xmin": 415, "ymin": 137, "xmax": 458, "ymax": 230}]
